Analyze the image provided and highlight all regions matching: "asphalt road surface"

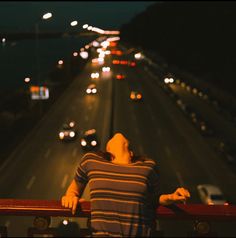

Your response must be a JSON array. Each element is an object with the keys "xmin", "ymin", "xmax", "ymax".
[{"xmin": 0, "ymin": 42, "xmax": 235, "ymax": 237}]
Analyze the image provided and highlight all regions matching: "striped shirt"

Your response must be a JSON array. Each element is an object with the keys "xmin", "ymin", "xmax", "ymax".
[{"xmin": 74, "ymin": 152, "xmax": 160, "ymax": 237}]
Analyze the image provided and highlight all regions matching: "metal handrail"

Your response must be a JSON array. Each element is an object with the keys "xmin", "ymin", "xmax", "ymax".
[{"xmin": 0, "ymin": 199, "xmax": 236, "ymax": 221}]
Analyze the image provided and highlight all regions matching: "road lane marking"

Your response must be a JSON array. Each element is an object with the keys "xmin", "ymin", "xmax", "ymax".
[
  {"xmin": 4, "ymin": 220, "xmax": 10, "ymax": 227},
  {"xmin": 85, "ymin": 115, "xmax": 89, "ymax": 121},
  {"xmin": 165, "ymin": 146, "xmax": 171, "ymax": 158},
  {"xmin": 135, "ymin": 127, "xmax": 139, "ymax": 136},
  {"xmin": 147, "ymin": 104, "xmax": 156, "ymax": 122},
  {"xmin": 176, "ymin": 171, "xmax": 185, "ymax": 187},
  {"xmin": 156, "ymin": 220, "xmax": 161, "ymax": 231},
  {"xmin": 0, "ymin": 157, "xmax": 11, "ymax": 173},
  {"xmin": 151, "ymin": 115, "xmax": 156, "ymax": 123},
  {"xmin": 132, "ymin": 113, "xmax": 136, "ymax": 121},
  {"xmin": 72, "ymin": 148, "xmax": 78, "ymax": 157},
  {"xmin": 44, "ymin": 149, "xmax": 51, "ymax": 158},
  {"xmin": 26, "ymin": 176, "xmax": 36, "ymax": 190},
  {"xmin": 61, "ymin": 174, "xmax": 69, "ymax": 189}
]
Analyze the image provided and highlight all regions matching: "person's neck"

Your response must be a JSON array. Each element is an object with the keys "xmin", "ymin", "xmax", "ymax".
[{"xmin": 112, "ymin": 152, "xmax": 131, "ymax": 165}]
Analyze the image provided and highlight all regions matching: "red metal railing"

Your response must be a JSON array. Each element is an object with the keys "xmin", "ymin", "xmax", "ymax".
[{"xmin": 0, "ymin": 199, "xmax": 236, "ymax": 236}]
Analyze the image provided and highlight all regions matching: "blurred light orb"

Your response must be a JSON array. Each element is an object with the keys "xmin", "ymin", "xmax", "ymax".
[
  {"xmin": 73, "ymin": 52, "xmax": 78, "ymax": 57},
  {"xmin": 24, "ymin": 77, "xmax": 31, "ymax": 83},
  {"xmin": 70, "ymin": 20, "xmax": 78, "ymax": 26},
  {"xmin": 62, "ymin": 220, "xmax": 69, "ymax": 225},
  {"xmin": 80, "ymin": 51, "xmax": 89, "ymax": 59}
]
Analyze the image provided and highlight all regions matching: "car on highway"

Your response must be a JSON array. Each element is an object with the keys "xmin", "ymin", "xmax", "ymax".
[
  {"xmin": 197, "ymin": 184, "xmax": 229, "ymax": 205},
  {"xmin": 215, "ymin": 140, "xmax": 236, "ymax": 171},
  {"xmin": 130, "ymin": 91, "xmax": 143, "ymax": 101},
  {"xmin": 86, "ymin": 84, "xmax": 97, "ymax": 94},
  {"xmin": 58, "ymin": 121, "xmax": 77, "ymax": 141},
  {"xmin": 190, "ymin": 113, "xmax": 214, "ymax": 137},
  {"xmin": 80, "ymin": 129, "xmax": 99, "ymax": 151},
  {"xmin": 115, "ymin": 74, "xmax": 125, "ymax": 80},
  {"xmin": 184, "ymin": 105, "xmax": 197, "ymax": 119},
  {"xmin": 90, "ymin": 72, "xmax": 100, "ymax": 79},
  {"xmin": 163, "ymin": 73, "xmax": 175, "ymax": 84},
  {"xmin": 197, "ymin": 120, "xmax": 214, "ymax": 137},
  {"xmin": 102, "ymin": 66, "xmax": 110, "ymax": 72}
]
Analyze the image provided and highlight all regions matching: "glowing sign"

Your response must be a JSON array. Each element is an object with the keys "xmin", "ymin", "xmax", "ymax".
[{"xmin": 30, "ymin": 86, "xmax": 49, "ymax": 100}]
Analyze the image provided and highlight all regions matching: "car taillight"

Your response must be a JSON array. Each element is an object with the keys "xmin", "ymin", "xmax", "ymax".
[
  {"xmin": 137, "ymin": 94, "xmax": 142, "ymax": 99},
  {"xmin": 130, "ymin": 62, "xmax": 136, "ymax": 67},
  {"xmin": 112, "ymin": 60, "xmax": 120, "ymax": 65}
]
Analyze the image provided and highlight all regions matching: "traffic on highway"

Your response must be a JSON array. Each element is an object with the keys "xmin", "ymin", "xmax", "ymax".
[{"xmin": 0, "ymin": 35, "xmax": 236, "ymax": 236}]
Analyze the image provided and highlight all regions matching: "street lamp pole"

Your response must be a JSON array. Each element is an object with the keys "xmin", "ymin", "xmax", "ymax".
[
  {"xmin": 34, "ymin": 12, "xmax": 52, "ymax": 116},
  {"xmin": 34, "ymin": 12, "xmax": 52, "ymax": 85},
  {"xmin": 35, "ymin": 22, "xmax": 40, "ymax": 85},
  {"xmin": 67, "ymin": 20, "xmax": 78, "ymax": 79}
]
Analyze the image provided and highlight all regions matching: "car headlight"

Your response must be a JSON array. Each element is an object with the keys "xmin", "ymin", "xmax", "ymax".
[
  {"xmin": 86, "ymin": 89, "xmax": 91, "ymax": 94},
  {"xmin": 91, "ymin": 140, "xmax": 97, "ymax": 146},
  {"xmin": 69, "ymin": 131, "xmax": 75, "ymax": 137},
  {"xmin": 81, "ymin": 139, "xmax": 87, "ymax": 146},
  {"xmin": 201, "ymin": 125, "xmax": 206, "ymax": 131},
  {"xmin": 92, "ymin": 88, "xmax": 97, "ymax": 94},
  {"xmin": 59, "ymin": 132, "xmax": 64, "ymax": 139},
  {"xmin": 69, "ymin": 122, "xmax": 75, "ymax": 127},
  {"xmin": 164, "ymin": 78, "xmax": 169, "ymax": 84}
]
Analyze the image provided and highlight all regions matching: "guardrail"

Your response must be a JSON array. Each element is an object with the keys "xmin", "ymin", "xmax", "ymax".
[{"xmin": 0, "ymin": 199, "xmax": 236, "ymax": 237}]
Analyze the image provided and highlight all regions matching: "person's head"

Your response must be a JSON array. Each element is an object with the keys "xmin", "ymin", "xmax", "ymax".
[{"xmin": 106, "ymin": 133, "xmax": 132, "ymax": 158}]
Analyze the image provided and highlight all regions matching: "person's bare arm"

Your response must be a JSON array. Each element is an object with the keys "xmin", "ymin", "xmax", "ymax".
[
  {"xmin": 61, "ymin": 179, "xmax": 86, "ymax": 214},
  {"xmin": 159, "ymin": 187, "xmax": 190, "ymax": 206}
]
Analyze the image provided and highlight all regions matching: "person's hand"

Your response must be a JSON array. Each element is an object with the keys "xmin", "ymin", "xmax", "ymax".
[
  {"xmin": 170, "ymin": 187, "xmax": 191, "ymax": 204},
  {"xmin": 61, "ymin": 195, "xmax": 85, "ymax": 215}
]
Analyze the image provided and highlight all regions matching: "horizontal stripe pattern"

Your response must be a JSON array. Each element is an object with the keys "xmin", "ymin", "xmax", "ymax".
[
  {"xmin": 90, "ymin": 189, "xmax": 144, "ymax": 197},
  {"xmin": 74, "ymin": 152, "xmax": 159, "ymax": 237},
  {"xmin": 88, "ymin": 170, "xmax": 148, "ymax": 180}
]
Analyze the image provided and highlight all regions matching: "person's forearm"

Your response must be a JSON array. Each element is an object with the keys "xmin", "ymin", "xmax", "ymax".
[
  {"xmin": 159, "ymin": 194, "xmax": 173, "ymax": 205},
  {"xmin": 65, "ymin": 179, "xmax": 80, "ymax": 197}
]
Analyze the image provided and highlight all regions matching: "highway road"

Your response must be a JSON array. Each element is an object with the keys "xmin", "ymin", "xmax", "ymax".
[{"xmin": 0, "ymin": 41, "xmax": 236, "ymax": 236}]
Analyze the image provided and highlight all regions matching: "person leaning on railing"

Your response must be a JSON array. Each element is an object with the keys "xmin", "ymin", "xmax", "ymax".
[{"xmin": 61, "ymin": 132, "xmax": 190, "ymax": 237}]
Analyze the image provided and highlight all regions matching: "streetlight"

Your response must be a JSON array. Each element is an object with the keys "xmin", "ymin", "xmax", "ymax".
[
  {"xmin": 35, "ymin": 12, "xmax": 52, "ymax": 85},
  {"xmin": 42, "ymin": 12, "xmax": 52, "ymax": 20},
  {"xmin": 70, "ymin": 20, "xmax": 78, "ymax": 27},
  {"xmin": 34, "ymin": 12, "xmax": 52, "ymax": 116},
  {"xmin": 66, "ymin": 20, "xmax": 79, "ymax": 79}
]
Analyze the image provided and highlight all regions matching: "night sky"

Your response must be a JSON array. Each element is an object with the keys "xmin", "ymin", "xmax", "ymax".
[{"xmin": 0, "ymin": 1, "xmax": 156, "ymax": 32}]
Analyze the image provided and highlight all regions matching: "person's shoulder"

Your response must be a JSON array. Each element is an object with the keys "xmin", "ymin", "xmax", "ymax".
[
  {"xmin": 82, "ymin": 151, "xmax": 110, "ymax": 162},
  {"xmin": 133, "ymin": 155, "xmax": 157, "ymax": 166}
]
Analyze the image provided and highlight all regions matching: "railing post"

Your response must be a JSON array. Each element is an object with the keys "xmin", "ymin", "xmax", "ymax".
[
  {"xmin": 33, "ymin": 216, "xmax": 51, "ymax": 230},
  {"xmin": 187, "ymin": 220, "xmax": 218, "ymax": 237},
  {"xmin": 0, "ymin": 226, "xmax": 8, "ymax": 237}
]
